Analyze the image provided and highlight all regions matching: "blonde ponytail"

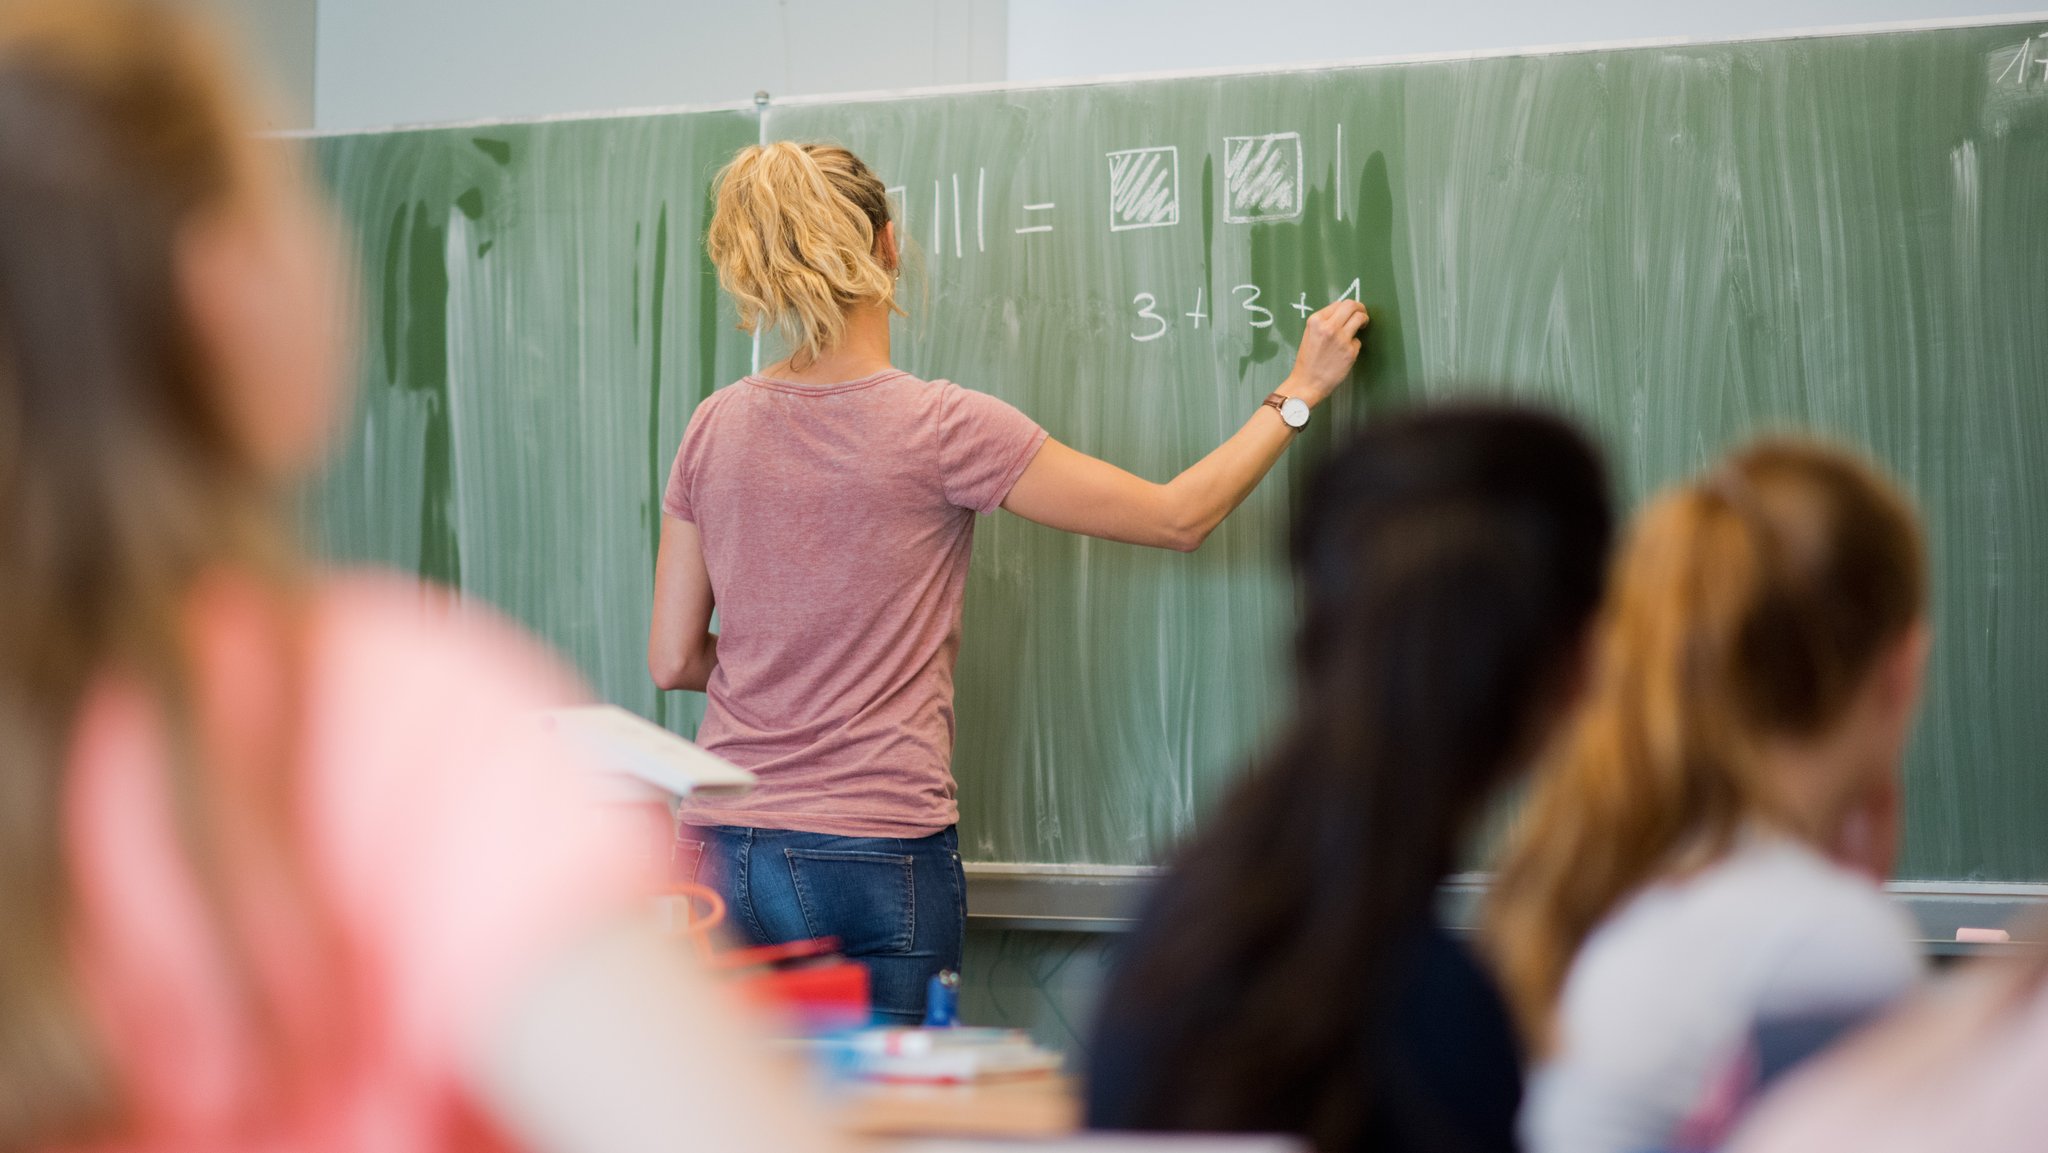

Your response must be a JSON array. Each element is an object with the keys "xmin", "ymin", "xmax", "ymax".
[
  {"xmin": 705, "ymin": 141, "xmax": 902, "ymax": 368},
  {"xmin": 1486, "ymin": 438, "xmax": 1925, "ymax": 1050}
]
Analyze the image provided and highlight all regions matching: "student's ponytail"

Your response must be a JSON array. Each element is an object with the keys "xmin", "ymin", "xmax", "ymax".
[
  {"xmin": 705, "ymin": 141, "xmax": 902, "ymax": 368},
  {"xmin": 1487, "ymin": 438, "xmax": 1926, "ymax": 1051}
]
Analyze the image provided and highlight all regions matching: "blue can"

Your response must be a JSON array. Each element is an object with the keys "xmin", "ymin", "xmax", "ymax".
[{"xmin": 923, "ymin": 969, "xmax": 961, "ymax": 1027}]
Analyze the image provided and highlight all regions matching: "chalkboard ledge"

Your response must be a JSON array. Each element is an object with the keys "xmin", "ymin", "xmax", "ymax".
[{"xmin": 964, "ymin": 864, "xmax": 2048, "ymax": 956}]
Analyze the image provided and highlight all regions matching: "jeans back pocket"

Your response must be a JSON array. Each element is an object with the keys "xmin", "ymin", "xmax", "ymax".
[{"xmin": 783, "ymin": 848, "xmax": 916, "ymax": 956}]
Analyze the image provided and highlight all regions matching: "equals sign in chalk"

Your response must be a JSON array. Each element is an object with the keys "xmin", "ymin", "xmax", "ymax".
[{"xmin": 1015, "ymin": 202, "xmax": 1056, "ymax": 234}]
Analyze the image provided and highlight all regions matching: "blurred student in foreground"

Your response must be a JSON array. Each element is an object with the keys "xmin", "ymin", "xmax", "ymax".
[
  {"xmin": 1086, "ymin": 405, "xmax": 1616, "ymax": 1153},
  {"xmin": 1732, "ymin": 936, "xmax": 2048, "ymax": 1153},
  {"xmin": 1489, "ymin": 439, "xmax": 1931, "ymax": 1153},
  {"xmin": 0, "ymin": 2, "xmax": 852, "ymax": 1151}
]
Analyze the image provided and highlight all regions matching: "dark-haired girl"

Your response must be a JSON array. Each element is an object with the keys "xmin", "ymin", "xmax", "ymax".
[{"xmin": 1085, "ymin": 404, "xmax": 1616, "ymax": 1153}]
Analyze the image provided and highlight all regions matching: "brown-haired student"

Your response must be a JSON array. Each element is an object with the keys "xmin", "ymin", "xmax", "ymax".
[
  {"xmin": 0, "ymin": 2, "xmax": 857, "ymax": 1149},
  {"xmin": 1491, "ymin": 439, "xmax": 1930, "ymax": 1153}
]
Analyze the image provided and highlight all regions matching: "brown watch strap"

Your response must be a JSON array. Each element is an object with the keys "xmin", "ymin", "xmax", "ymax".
[{"xmin": 1262, "ymin": 392, "xmax": 1305, "ymax": 429}]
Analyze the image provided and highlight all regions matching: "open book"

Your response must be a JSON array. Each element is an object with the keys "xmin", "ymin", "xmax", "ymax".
[{"xmin": 538, "ymin": 705, "xmax": 756, "ymax": 800}]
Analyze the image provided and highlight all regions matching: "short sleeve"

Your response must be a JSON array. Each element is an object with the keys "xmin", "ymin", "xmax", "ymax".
[
  {"xmin": 1760, "ymin": 879, "xmax": 1922, "ymax": 1017},
  {"xmin": 936, "ymin": 381, "xmax": 1048, "ymax": 514}
]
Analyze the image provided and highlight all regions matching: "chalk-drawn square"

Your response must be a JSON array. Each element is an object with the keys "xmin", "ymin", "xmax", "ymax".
[
  {"xmin": 1106, "ymin": 145, "xmax": 1180, "ymax": 232},
  {"xmin": 1223, "ymin": 133, "xmax": 1304, "ymax": 223}
]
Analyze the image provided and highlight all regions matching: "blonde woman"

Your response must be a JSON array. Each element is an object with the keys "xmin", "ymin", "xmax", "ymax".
[
  {"xmin": 0, "ymin": 3, "xmax": 855, "ymax": 1150},
  {"xmin": 649, "ymin": 143, "xmax": 1369, "ymax": 1021},
  {"xmin": 1487, "ymin": 440, "xmax": 1932, "ymax": 1153}
]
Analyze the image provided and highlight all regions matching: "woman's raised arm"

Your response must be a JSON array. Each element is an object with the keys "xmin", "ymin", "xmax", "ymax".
[{"xmin": 1001, "ymin": 300, "xmax": 1368, "ymax": 551}]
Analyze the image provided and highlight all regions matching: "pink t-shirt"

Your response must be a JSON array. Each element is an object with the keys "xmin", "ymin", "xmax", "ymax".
[
  {"xmin": 663, "ymin": 370, "xmax": 1047, "ymax": 837},
  {"xmin": 64, "ymin": 574, "xmax": 647, "ymax": 1151}
]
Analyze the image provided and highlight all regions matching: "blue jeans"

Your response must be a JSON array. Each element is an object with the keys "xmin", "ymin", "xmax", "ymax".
[{"xmin": 674, "ymin": 823, "xmax": 965, "ymax": 1025}]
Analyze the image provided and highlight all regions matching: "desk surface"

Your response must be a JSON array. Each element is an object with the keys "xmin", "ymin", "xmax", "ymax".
[
  {"xmin": 830, "ymin": 1071, "xmax": 1321, "ymax": 1153},
  {"xmin": 836, "ymin": 1075, "xmax": 1080, "ymax": 1140}
]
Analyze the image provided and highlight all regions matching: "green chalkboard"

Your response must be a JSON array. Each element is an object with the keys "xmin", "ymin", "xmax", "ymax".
[
  {"xmin": 307, "ymin": 110, "xmax": 757, "ymax": 736},
  {"xmin": 765, "ymin": 22, "xmax": 2048, "ymax": 878},
  {"xmin": 309, "ymin": 20, "xmax": 2048, "ymax": 882}
]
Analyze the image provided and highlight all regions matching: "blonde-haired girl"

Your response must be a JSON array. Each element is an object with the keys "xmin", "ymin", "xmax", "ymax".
[
  {"xmin": 1488, "ymin": 438, "xmax": 1932, "ymax": 1153},
  {"xmin": 651, "ymin": 141, "xmax": 1369, "ymax": 1020}
]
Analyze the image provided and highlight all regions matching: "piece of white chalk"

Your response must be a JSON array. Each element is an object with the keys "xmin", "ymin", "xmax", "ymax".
[{"xmin": 1956, "ymin": 927, "xmax": 2012, "ymax": 944}]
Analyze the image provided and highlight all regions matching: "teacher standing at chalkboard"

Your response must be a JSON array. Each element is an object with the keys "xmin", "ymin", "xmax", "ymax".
[{"xmin": 649, "ymin": 141, "xmax": 1367, "ymax": 1022}]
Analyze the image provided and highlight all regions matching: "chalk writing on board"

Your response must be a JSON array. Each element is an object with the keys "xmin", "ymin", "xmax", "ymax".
[
  {"xmin": 925, "ymin": 171, "xmax": 988, "ymax": 257},
  {"xmin": 1125, "ymin": 281, "xmax": 1358, "ymax": 342},
  {"xmin": 1223, "ymin": 133, "xmax": 1304, "ymax": 223},
  {"xmin": 1299, "ymin": 280, "xmax": 1369, "ymax": 315},
  {"xmin": 1131, "ymin": 293, "xmax": 1169, "ymax": 341},
  {"xmin": 1106, "ymin": 145, "xmax": 1181, "ymax": 232},
  {"xmin": 1232, "ymin": 284, "xmax": 1275, "ymax": 328},
  {"xmin": 1335, "ymin": 125, "xmax": 1344, "ymax": 222},
  {"xmin": 1015, "ymin": 201, "xmax": 1056, "ymax": 235},
  {"xmin": 1992, "ymin": 33, "xmax": 2048, "ymax": 85}
]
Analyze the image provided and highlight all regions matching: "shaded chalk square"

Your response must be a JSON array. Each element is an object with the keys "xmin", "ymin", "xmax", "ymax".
[{"xmin": 1223, "ymin": 132, "xmax": 1303, "ymax": 222}]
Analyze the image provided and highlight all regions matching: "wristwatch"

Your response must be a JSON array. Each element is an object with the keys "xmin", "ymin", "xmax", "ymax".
[{"xmin": 1263, "ymin": 392, "xmax": 1312, "ymax": 431}]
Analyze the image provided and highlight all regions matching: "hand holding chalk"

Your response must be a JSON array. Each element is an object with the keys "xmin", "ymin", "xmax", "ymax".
[{"xmin": 1285, "ymin": 299, "xmax": 1370, "ymax": 405}]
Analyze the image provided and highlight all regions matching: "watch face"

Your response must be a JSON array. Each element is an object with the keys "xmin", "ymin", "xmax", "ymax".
[{"xmin": 1280, "ymin": 397, "xmax": 1311, "ymax": 428}]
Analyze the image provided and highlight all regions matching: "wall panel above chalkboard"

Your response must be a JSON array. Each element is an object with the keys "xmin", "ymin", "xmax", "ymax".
[{"xmin": 306, "ymin": 19, "xmax": 2048, "ymax": 882}]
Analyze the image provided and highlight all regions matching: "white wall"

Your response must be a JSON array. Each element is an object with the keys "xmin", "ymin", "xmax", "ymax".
[
  {"xmin": 1007, "ymin": 0, "xmax": 2048, "ymax": 82},
  {"xmin": 303, "ymin": 0, "xmax": 2047, "ymax": 132},
  {"xmin": 314, "ymin": 0, "xmax": 1004, "ymax": 131},
  {"xmin": 196, "ymin": 0, "xmax": 317, "ymax": 129}
]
